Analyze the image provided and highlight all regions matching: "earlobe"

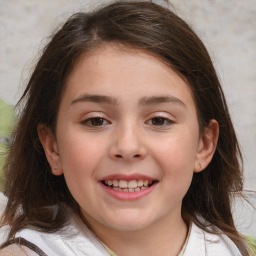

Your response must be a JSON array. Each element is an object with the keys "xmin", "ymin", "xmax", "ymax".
[
  {"xmin": 37, "ymin": 124, "xmax": 63, "ymax": 176},
  {"xmin": 194, "ymin": 119, "xmax": 219, "ymax": 173}
]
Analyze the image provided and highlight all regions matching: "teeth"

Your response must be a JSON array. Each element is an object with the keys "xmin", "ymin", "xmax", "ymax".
[
  {"xmin": 112, "ymin": 186, "xmax": 147, "ymax": 192},
  {"xmin": 138, "ymin": 180, "xmax": 143, "ymax": 187},
  {"xmin": 113, "ymin": 180, "xmax": 118, "ymax": 187},
  {"xmin": 104, "ymin": 179, "xmax": 154, "ymax": 192},
  {"xmin": 119, "ymin": 180, "xmax": 128, "ymax": 188},
  {"xmin": 128, "ymin": 180, "xmax": 137, "ymax": 188}
]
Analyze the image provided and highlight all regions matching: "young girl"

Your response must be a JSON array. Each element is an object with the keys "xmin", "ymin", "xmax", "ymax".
[{"xmin": 0, "ymin": 1, "xmax": 253, "ymax": 255}]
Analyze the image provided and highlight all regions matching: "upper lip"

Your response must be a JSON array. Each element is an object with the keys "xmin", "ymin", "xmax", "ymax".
[{"xmin": 100, "ymin": 173, "xmax": 156, "ymax": 181}]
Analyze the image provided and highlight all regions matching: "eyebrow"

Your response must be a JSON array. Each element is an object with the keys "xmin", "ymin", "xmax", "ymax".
[
  {"xmin": 139, "ymin": 95, "xmax": 186, "ymax": 108},
  {"xmin": 71, "ymin": 94, "xmax": 186, "ymax": 108},
  {"xmin": 71, "ymin": 94, "xmax": 118, "ymax": 105}
]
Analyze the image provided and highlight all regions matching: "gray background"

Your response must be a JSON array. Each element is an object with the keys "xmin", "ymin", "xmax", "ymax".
[{"xmin": 0, "ymin": 0, "xmax": 255, "ymax": 235}]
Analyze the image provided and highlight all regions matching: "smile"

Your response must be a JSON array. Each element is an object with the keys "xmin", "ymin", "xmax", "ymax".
[
  {"xmin": 99, "ymin": 174, "xmax": 158, "ymax": 200},
  {"xmin": 102, "ymin": 179, "xmax": 155, "ymax": 192}
]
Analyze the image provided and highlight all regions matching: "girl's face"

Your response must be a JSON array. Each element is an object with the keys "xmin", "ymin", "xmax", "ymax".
[{"xmin": 41, "ymin": 45, "xmax": 217, "ymax": 233}]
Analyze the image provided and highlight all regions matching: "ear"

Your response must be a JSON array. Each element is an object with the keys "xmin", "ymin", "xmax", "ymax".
[
  {"xmin": 194, "ymin": 119, "xmax": 219, "ymax": 173},
  {"xmin": 37, "ymin": 124, "xmax": 63, "ymax": 176}
]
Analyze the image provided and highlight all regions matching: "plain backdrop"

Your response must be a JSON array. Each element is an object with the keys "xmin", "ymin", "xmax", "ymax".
[{"xmin": 0, "ymin": 0, "xmax": 255, "ymax": 236}]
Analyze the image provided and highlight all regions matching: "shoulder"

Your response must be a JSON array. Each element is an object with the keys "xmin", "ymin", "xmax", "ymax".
[
  {"xmin": 184, "ymin": 222, "xmax": 242, "ymax": 256},
  {"xmin": 0, "ymin": 244, "xmax": 37, "ymax": 256},
  {"xmin": 9, "ymin": 215, "xmax": 110, "ymax": 255}
]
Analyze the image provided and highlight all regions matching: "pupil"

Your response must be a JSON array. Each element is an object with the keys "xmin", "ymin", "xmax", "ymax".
[
  {"xmin": 91, "ymin": 118, "xmax": 103, "ymax": 126},
  {"xmin": 152, "ymin": 117, "xmax": 164, "ymax": 126}
]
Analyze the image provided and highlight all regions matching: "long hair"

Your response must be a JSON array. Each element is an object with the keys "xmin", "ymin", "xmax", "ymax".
[{"xmin": 1, "ymin": 1, "xmax": 248, "ymax": 254}]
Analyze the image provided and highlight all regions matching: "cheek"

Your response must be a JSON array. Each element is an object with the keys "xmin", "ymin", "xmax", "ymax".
[
  {"xmin": 153, "ymin": 130, "xmax": 198, "ymax": 190},
  {"xmin": 58, "ymin": 135, "xmax": 107, "ymax": 205},
  {"xmin": 58, "ymin": 133, "xmax": 106, "ymax": 176},
  {"xmin": 158, "ymin": 136, "xmax": 197, "ymax": 169}
]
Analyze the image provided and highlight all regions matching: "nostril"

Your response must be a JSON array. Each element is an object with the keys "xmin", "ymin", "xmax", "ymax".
[{"xmin": 114, "ymin": 154, "xmax": 141, "ymax": 159}]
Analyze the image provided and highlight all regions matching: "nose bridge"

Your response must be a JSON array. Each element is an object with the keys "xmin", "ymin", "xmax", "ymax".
[{"xmin": 110, "ymin": 120, "xmax": 146, "ymax": 160}]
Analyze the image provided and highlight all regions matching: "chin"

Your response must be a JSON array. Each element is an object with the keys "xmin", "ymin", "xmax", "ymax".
[{"xmin": 103, "ymin": 212, "xmax": 154, "ymax": 231}]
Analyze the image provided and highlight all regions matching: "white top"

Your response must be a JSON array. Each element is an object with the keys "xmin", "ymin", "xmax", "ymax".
[
  {"xmin": 14, "ymin": 214, "xmax": 110, "ymax": 256},
  {"xmin": 0, "ymin": 215, "xmax": 242, "ymax": 256},
  {"xmin": 184, "ymin": 222, "xmax": 242, "ymax": 256}
]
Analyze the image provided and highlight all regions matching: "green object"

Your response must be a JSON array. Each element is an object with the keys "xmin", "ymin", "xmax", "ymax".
[
  {"xmin": 245, "ymin": 235, "xmax": 256, "ymax": 255},
  {"xmin": 0, "ymin": 98, "xmax": 17, "ymax": 191}
]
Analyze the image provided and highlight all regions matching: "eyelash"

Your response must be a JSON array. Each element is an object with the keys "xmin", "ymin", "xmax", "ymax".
[
  {"xmin": 81, "ymin": 116, "xmax": 173, "ymax": 127},
  {"xmin": 146, "ymin": 116, "xmax": 173, "ymax": 126},
  {"xmin": 81, "ymin": 117, "xmax": 110, "ymax": 127}
]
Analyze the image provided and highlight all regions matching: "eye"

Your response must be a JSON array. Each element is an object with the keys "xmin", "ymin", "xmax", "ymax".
[
  {"xmin": 147, "ymin": 116, "xmax": 172, "ymax": 126},
  {"xmin": 81, "ymin": 117, "xmax": 110, "ymax": 127}
]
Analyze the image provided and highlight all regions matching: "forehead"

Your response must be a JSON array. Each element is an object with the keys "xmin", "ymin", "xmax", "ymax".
[{"xmin": 62, "ymin": 44, "xmax": 196, "ymax": 108}]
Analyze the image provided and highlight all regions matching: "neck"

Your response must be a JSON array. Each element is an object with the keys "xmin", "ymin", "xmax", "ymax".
[{"xmin": 85, "ymin": 211, "xmax": 188, "ymax": 256}]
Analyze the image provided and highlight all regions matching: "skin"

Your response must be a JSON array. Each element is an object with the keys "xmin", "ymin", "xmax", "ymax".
[{"xmin": 38, "ymin": 44, "xmax": 219, "ymax": 256}]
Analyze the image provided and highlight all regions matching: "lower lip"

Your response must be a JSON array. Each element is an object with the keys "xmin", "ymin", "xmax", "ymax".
[{"xmin": 99, "ymin": 182, "xmax": 156, "ymax": 201}]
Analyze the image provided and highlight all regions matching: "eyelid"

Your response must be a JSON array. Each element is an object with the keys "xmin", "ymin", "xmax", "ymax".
[
  {"xmin": 80, "ymin": 111, "xmax": 108, "ymax": 120},
  {"xmin": 147, "ymin": 117, "xmax": 173, "ymax": 125},
  {"xmin": 81, "ymin": 117, "xmax": 109, "ymax": 123},
  {"xmin": 80, "ymin": 112, "xmax": 111, "ymax": 126},
  {"xmin": 146, "ymin": 112, "xmax": 174, "ymax": 120},
  {"xmin": 145, "ymin": 112, "xmax": 175, "ymax": 126}
]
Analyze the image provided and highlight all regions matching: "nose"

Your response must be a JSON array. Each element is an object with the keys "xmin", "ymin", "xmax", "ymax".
[{"xmin": 109, "ymin": 123, "xmax": 147, "ymax": 161}]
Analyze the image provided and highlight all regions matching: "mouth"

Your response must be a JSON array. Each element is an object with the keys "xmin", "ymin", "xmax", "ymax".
[{"xmin": 101, "ymin": 179, "xmax": 157, "ymax": 192}]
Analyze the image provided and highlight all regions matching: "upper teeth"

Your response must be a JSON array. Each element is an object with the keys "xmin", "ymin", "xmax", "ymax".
[{"xmin": 105, "ymin": 179, "xmax": 152, "ymax": 189}]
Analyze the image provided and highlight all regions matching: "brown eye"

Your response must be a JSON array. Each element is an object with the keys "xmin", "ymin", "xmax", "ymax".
[
  {"xmin": 91, "ymin": 117, "xmax": 104, "ymax": 126},
  {"xmin": 148, "ymin": 117, "xmax": 172, "ymax": 126},
  {"xmin": 82, "ymin": 117, "xmax": 109, "ymax": 126},
  {"xmin": 151, "ymin": 117, "xmax": 165, "ymax": 126}
]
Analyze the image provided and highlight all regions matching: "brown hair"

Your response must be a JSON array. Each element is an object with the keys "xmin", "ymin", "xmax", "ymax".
[{"xmin": 1, "ymin": 1, "xmax": 248, "ymax": 254}]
